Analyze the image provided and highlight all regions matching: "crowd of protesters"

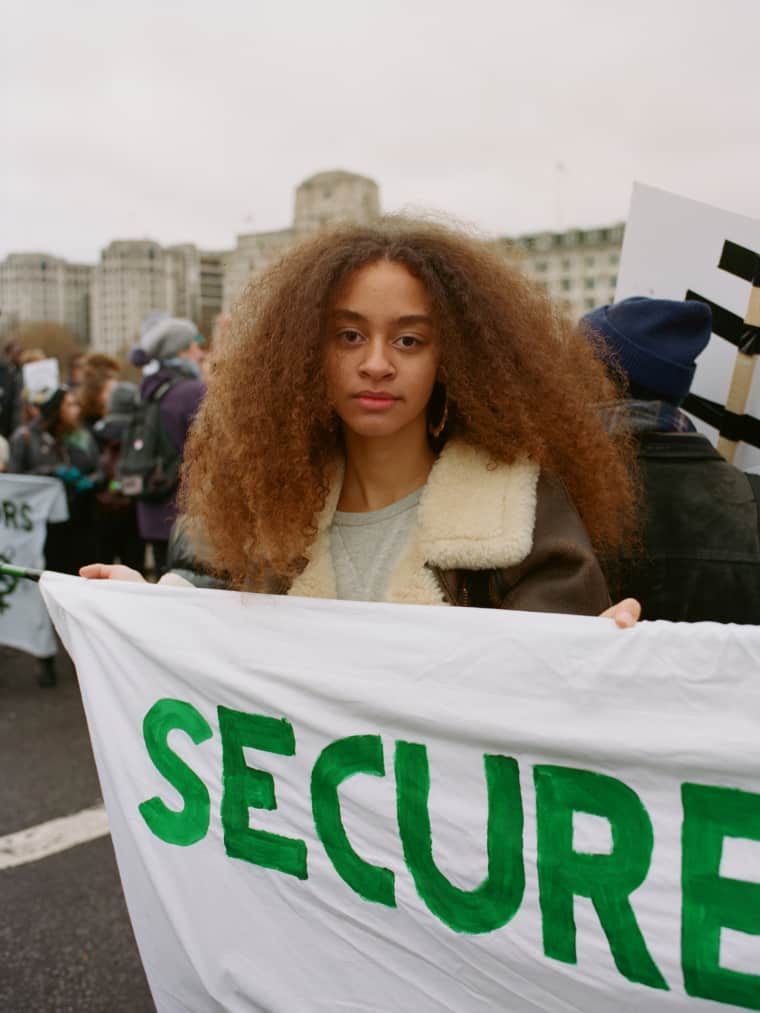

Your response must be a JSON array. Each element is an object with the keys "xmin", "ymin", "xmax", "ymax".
[
  {"xmin": 3, "ymin": 217, "xmax": 760, "ymax": 694},
  {"xmin": 0, "ymin": 313, "xmax": 209, "ymax": 602}
]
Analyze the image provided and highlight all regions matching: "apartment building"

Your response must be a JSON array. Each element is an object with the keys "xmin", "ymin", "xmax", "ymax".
[
  {"xmin": 500, "ymin": 223, "xmax": 624, "ymax": 318},
  {"xmin": 0, "ymin": 253, "xmax": 92, "ymax": 341}
]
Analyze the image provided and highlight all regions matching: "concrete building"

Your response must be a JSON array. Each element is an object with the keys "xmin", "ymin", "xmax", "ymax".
[
  {"xmin": 166, "ymin": 244, "xmax": 201, "ymax": 323},
  {"xmin": 91, "ymin": 240, "xmax": 179, "ymax": 356},
  {"xmin": 293, "ymin": 170, "xmax": 380, "ymax": 234},
  {"xmin": 222, "ymin": 170, "xmax": 380, "ymax": 311},
  {"xmin": 222, "ymin": 230, "xmax": 295, "ymax": 314},
  {"xmin": 223, "ymin": 171, "xmax": 620, "ymax": 320},
  {"xmin": 0, "ymin": 253, "xmax": 93, "ymax": 341},
  {"xmin": 90, "ymin": 241, "xmax": 224, "ymax": 354},
  {"xmin": 1, "ymin": 172, "xmax": 625, "ymax": 354},
  {"xmin": 498, "ymin": 223, "xmax": 624, "ymax": 319},
  {"xmin": 198, "ymin": 251, "xmax": 226, "ymax": 338}
]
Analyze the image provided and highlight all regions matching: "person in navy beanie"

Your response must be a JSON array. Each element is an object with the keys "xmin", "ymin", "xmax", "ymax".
[{"xmin": 583, "ymin": 296, "xmax": 760, "ymax": 622}]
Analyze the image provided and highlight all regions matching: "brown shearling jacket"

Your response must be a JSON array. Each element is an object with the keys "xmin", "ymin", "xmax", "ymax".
[
  {"xmin": 168, "ymin": 443, "xmax": 610, "ymax": 616},
  {"xmin": 432, "ymin": 471, "xmax": 610, "ymax": 614}
]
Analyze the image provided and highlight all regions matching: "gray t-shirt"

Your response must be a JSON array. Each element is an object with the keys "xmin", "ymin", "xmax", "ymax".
[{"xmin": 331, "ymin": 487, "xmax": 423, "ymax": 602}]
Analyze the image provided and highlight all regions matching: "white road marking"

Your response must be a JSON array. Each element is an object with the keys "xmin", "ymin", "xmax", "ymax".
[{"xmin": 0, "ymin": 804, "xmax": 110, "ymax": 870}]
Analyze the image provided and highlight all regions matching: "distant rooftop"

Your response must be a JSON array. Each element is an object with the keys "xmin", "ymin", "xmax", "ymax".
[{"xmin": 298, "ymin": 169, "xmax": 378, "ymax": 188}]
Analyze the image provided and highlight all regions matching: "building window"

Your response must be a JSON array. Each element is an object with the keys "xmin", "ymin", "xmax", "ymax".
[
  {"xmin": 561, "ymin": 257, "xmax": 571, "ymax": 270},
  {"xmin": 610, "ymin": 274, "xmax": 618, "ymax": 287},
  {"xmin": 534, "ymin": 260, "xmax": 548, "ymax": 272},
  {"xmin": 584, "ymin": 278, "xmax": 595, "ymax": 289},
  {"xmin": 584, "ymin": 297, "xmax": 596, "ymax": 309},
  {"xmin": 584, "ymin": 256, "xmax": 595, "ymax": 267},
  {"xmin": 608, "ymin": 253, "xmax": 619, "ymax": 265},
  {"xmin": 561, "ymin": 278, "xmax": 572, "ymax": 291}
]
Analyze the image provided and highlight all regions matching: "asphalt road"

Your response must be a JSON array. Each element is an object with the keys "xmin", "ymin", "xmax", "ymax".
[{"xmin": 0, "ymin": 643, "xmax": 155, "ymax": 1012}]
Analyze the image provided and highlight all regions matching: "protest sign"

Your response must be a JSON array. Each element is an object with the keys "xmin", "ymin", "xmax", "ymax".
[
  {"xmin": 21, "ymin": 358, "xmax": 60, "ymax": 398},
  {"xmin": 616, "ymin": 183, "xmax": 760, "ymax": 469},
  {"xmin": 42, "ymin": 573, "xmax": 760, "ymax": 1012},
  {"xmin": 0, "ymin": 475, "xmax": 67, "ymax": 656}
]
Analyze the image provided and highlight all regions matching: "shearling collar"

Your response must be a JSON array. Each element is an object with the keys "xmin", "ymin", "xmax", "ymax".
[{"xmin": 287, "ymin": 439, "xmax": 539, "ymax": 605}]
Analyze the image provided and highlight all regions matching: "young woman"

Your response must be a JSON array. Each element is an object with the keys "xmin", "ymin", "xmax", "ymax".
[
  {"xmin": 82, "ymin": 217, "xmax": 639, "ymax": 625},
  {"xmin": 10, "ymin": 386, "xmax": 102, "ymax": 575}
]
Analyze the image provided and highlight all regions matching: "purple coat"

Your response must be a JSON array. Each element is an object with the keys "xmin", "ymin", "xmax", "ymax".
[{"xmin": 136, "ymin": 366, "xmax": 206, "ymax": 541}]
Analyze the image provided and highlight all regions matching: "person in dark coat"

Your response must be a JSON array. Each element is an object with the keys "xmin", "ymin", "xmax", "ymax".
[
  {"xmin": 92, "ymin": 381, "xmax": 145, "ymax": 573},
  {"xmin": 583, "ymin": 296, "xmax": 760, "ymax": 623},
  {"xmin": 131, "ymin": 314, "xmax": 206, "ymax": 575},
  {"xmin": 8, "ymin": 385, "xmax": 103, "ymax": 571},
  {"xmin": 0, "ymin": 341, "xmax": 23, "ymax": 439}
]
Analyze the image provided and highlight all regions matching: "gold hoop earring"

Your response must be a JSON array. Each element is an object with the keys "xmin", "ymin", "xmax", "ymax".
[{"xmin": 428, "ymin": 390, "xmax": 449, "ymax": 438}]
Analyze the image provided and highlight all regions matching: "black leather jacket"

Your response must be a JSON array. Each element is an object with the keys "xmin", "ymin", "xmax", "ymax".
[{"xmin": 606, "ymin": 432, "xmax": 760, "ymax": 623}]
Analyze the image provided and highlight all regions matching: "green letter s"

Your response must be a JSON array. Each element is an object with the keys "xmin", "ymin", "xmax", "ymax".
[{"xmin": 138, "ymin": 698, "xmax": 213, "ymax": 846}]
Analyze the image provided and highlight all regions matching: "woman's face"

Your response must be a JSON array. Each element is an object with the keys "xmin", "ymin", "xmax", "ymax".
[
  {"xmin": 324, "ymin": 260, "xmax": 441, "ymax": 442},
  {"xmin": 58, "ymin": 392, "xmax": 81, "ymax": 430}
]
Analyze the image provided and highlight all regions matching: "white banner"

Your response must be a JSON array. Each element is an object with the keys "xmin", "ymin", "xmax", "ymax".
[
  {"xmin": 41, "ymin": 573, "xmax": 760, "ymax": 1012},
  {"xmin": 616, "ymin": 183, "xmax": 760, "ymax": 469},
  {"xmin": 0, "ymin": 475, "xmax": 67, "ymax": 656}
]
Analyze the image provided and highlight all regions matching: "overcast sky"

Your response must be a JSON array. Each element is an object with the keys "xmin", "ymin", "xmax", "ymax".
[{"xmin": 2, "ymin": 0, "xmax": 758, "ymax": 263}]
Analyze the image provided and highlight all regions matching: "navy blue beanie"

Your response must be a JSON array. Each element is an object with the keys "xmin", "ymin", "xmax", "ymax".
[{"xmin": 582, "ymin": 296, "xmax": 712, "ymax": 404}]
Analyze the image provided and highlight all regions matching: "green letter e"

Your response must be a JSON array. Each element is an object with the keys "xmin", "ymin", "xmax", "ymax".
[{"xmin": 682, "ymin": 783, "xmax": 760, "ymax": 1010}]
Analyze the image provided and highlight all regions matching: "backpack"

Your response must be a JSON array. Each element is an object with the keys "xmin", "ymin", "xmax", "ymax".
[{"xmin": 118, "ymin": 379, "xmax": 182, "ymax": 502}]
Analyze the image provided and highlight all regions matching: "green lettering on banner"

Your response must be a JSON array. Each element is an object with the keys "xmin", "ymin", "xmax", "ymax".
[
  {"xmin": 20, "ymin": 502, "xmax": 33, "ymax": 532},
  {"xmin": 682, "ymin": 783, "xmax": 760, "ymax": 1010},
  {"xmin": 534, "ymin": 765, "xmax": 667, "ymax": 990},
  {"xmin": 2, "ymin": 501, "xmax": 18, "ymax": 529},
  {"xmin": 311, "ymin": 734, "xmax": 395, "ymax": 907},
  {"xmin": 395, "ymin": 741, "xmax": 524, "ymax": 933},
  {"xmin": 138, "ymin": 698, "xmax": 213, "ymax": 846},
  {"xmin": 219, "ymin": 707, "xmax": 307, "ymax": 880}
]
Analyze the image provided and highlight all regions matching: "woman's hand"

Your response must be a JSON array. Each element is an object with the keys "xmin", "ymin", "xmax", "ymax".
[
  {"xmin": 79, "ymin": 563, "xmax": 147, "ymax": 583},
  {"xmin": 600, "ymin": 598, "xmax": 641, "ymax": 628}
]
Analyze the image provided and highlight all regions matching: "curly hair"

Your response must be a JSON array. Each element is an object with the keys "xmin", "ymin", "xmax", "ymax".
[
  {"xmin": 78, "ymin": 353, "xmax": 119, "ymax": 421},
  {"xmin": 182, "ymin": 217, "xmax": 636, "ymax": 590}
]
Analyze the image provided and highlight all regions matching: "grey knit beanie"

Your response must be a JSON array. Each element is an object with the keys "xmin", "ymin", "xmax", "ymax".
[{"xmin": 136, "ymin": 312, "xmax": 200, "ymax": 363}]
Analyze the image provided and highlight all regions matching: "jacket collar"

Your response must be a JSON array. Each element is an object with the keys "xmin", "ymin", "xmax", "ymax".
[{"xmin": 287, "ymin": 439, "xmax": 539, "ymax": 604}]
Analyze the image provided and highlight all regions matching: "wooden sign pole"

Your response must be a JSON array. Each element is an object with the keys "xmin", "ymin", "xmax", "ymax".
[{"xmin": 717, "ymin": 279, "xmax": 760, "ymax": 462}]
